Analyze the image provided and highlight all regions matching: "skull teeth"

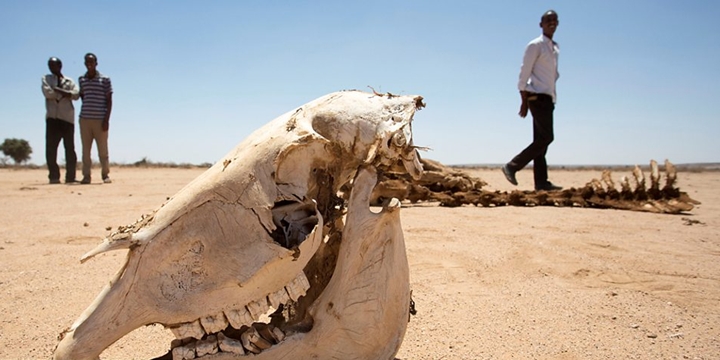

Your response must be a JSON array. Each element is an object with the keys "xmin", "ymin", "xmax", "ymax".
[
  {"xmin": 217, "ymin": 332, "xmax": 245, "ymax": 355},
  {"xmin": 172, "ymin": 344, "xmax": 196, "ymax": 360},
  {"xmin": 195, "ymin": 335, "xmax": 219, "ymax": 357},
  {"xmin": 223, "ymin": 307, "xmax": 254, "ymax": 329},
  {"xmin": 241, "ymin": 326, "xmax": 273, "ymax": 352},
  {"xmin": 268, "ymin": 287, "xmax": 291, "ymax": 309},
  {"xmin": 246, "ymin": 298, "xmax": 270, "ymax": 320},
  {"xmin": 200, "ymin": 312, "xmax": 229, "ymax": 334},
  {"xmin": 171, "ymin": 326, "xmax": 287, "ymax": 359},
  {"xmin": 285, "ymin": 271, "xmax": 310, "ymax": 301},
  {"xmin": 167, "ymin": 273, "xmax": 303, "ymax": 357},
  {"xmin": 169, "ymin": 320, "xmax": 205, "ymax": 340}
]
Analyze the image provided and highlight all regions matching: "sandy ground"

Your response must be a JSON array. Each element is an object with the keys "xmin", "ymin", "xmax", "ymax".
[{"xmin": 0, "ymin": 166, "xmax": 718, "ymax": 360}]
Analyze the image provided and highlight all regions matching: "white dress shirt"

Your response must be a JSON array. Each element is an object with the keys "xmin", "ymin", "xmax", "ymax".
[
  {"xmin": 518, "ymin": 34, "xmax": 559, "ymax": 103},
  {"xmin": 42, "ymin": 74, "xmax": 80, "ymax": 123}
]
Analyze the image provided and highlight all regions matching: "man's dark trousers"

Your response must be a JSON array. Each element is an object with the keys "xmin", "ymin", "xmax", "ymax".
[
  {"xmin": 46, "ymin": 117, "xmax": 77, "ymax": 182},
  {"xmin": 507, "ymin": 94, "xmax": 555, "ymax": 186}
]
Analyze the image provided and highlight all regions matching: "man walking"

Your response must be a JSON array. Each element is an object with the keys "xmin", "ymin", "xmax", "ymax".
[
  {"xmin": 502, "ymin": 10, "xmax": 562, "ymax": 191},
  {"xmin": 78, "ymin": 53, "xmax": 113, "ymax": 184},
  {"xmin": 42, "ymin": 57, "xmax": 79, "ymax": 184}
]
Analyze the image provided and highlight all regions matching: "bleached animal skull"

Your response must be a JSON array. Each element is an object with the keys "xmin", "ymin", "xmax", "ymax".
[{"xmin": 54, "ymin": 90, "xmax": 425, "ymax": 360}]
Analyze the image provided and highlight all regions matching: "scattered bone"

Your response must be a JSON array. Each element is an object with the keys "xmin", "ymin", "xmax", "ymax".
[
  {"xmin": 590, "ymin": 178, "xmax": 606, "ymax": 197},
  {"xmin": 200, "ymin": 312, "xmax": 229, "ymax": 334},
  {"xmin": 681, "ymin": 217, "xmax": 705, "ymax": 226},
  {"xmin": 650, "ymin": 159, "xmax": 660, "ymax": 190},
  {"xmin": 601, "ymin": 170, "xmax": 615, "ymax": 189},
  {"xmin": 195, "ymin": 335, "xmax": 218, "ymax": 357},
  {"xmin": 664, "ymin": 159, "xmax": 677, "ymax": 188},
  {"xmin": 632, "ymin": 165, "xmax": 645, "ymax": 189},
  {"xmin": 217, "ymin": 332, "xmax": 246, "ymax": 355},
  {"xmin": 620, "ymin": 176, "xmax": 632, "ymax": 196},
  {"xmin": 224, "ymin": 307, "xmax": 254, "ymax": 329},
  {"xmin": 172, "ymin": 343, "xmax": 196, "ymax": 360},
  {"xmin": 169, "ymin": 320, "xmax": 205, "ymax": 340},
  {"xmin": 372, "ymin": 159, "xmax": 698, "ymax": 214}
]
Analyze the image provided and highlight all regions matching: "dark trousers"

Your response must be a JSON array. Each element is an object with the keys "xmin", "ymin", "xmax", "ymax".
[
  {"xmin": 46, "ymin": 118, "xmax": 77, "ymax": 182},
  {"xmin": 508, "ymin": 94, "xmax": 555, "ymax": 186}
]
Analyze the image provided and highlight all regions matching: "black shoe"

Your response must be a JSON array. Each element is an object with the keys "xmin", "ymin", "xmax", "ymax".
[
  {"xmin": 49, "ymin": 179, "xmax": 61, "ymax": 184},
  {"xmin": 65, "ymin": 179, "xmax": 79, "ymax": 184},
  {"xmin": 535, "ymin": 182, "xmax": 563, "ymax": 191},
  {"xmin": 501, "ymin": 164, "xmax": 518, "ymax": 186},
  {"xmin": 80, "ymin": 178, "xmax": 91, "ymax": 184}
]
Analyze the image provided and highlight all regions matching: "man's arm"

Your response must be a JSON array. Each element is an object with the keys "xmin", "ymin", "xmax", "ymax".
[
  {"xmin": 67, "ymin": 79, "xmax": 80, "ymax": 100},
  {"xmin": 517, "ymin": 42, "xmax": 539, "ymax": 118},
  {"xmin": 517, "ymin": 42, "xmax": 539, "ymax": 92},
  {"xmin": 102, "ymin": 92, "xmax": 112, "ymax": 131},
  {"xmin": 102, "ymin": 78, "xmax": 113, "ymax": 131},
  {"xmin": 41, "ymin": 76, "xmax": 58, "ymax": 100},
  {"xmin": 78, "ymin": 76, "xmax": 84, "ymax": 100},
  {"xmin": 518, "ymin": 90, "xmax": 529, "ymax": 118},
  {"xmin": 53, "ymin": 79, "xmax": 79, "ymax": 100}
]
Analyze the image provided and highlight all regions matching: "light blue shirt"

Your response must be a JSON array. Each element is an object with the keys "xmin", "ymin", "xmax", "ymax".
[{"xmin": 518, "ymin": 34, "xmax": 559, "ymax": 103}]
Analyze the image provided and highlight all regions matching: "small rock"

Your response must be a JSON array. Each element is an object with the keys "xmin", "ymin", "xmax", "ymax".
[
  {"xmin": 647, "ymin": 334, "xmax": 657, "ymax": 338},
  {"xmin": 83, "ymin": 222, "xmax": 89, "ymax": 227}
]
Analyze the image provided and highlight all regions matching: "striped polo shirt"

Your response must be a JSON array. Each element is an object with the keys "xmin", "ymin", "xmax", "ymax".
[{"xmin": 79, "ymin": 72, "xmax": 113, "ymax": 119}]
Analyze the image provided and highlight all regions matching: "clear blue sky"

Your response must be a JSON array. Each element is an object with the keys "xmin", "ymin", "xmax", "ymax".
[{"xmin": 1, "ymin": 1, "xmax": 718, "ymax": 166}]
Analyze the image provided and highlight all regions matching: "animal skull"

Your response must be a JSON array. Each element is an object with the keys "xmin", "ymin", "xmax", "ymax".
[{"xmin": 54, "ymin": 90, "xmax": 425, "ymax": 360}]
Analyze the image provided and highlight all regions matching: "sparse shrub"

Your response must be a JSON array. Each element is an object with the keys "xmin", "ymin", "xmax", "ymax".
[{"xmin": 0, "ymin": 138, "xmax": 32, "ymax": 164}]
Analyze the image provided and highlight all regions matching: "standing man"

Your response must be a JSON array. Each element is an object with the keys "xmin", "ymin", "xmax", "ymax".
[
  {"xmin": 502, "ymin": 10, "xmax": 562, "ymax": 191},
  {"xmin": 78, "ymin": 53, "xmax": 113, "ymax": 184},
  {"xmin": 42, "ymin": 57, "xmax": 79, "ymax": 184}
]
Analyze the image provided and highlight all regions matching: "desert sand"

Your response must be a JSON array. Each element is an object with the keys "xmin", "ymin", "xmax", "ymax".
[{"xmin": 0, "ymin": 166, "xmax": 718, "ymax": 359}]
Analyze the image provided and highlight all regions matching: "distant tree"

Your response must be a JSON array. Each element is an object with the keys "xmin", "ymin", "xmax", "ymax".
[{"xmin": 0, "ymin": 138, "xmax": 33, "ymax": 164}]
